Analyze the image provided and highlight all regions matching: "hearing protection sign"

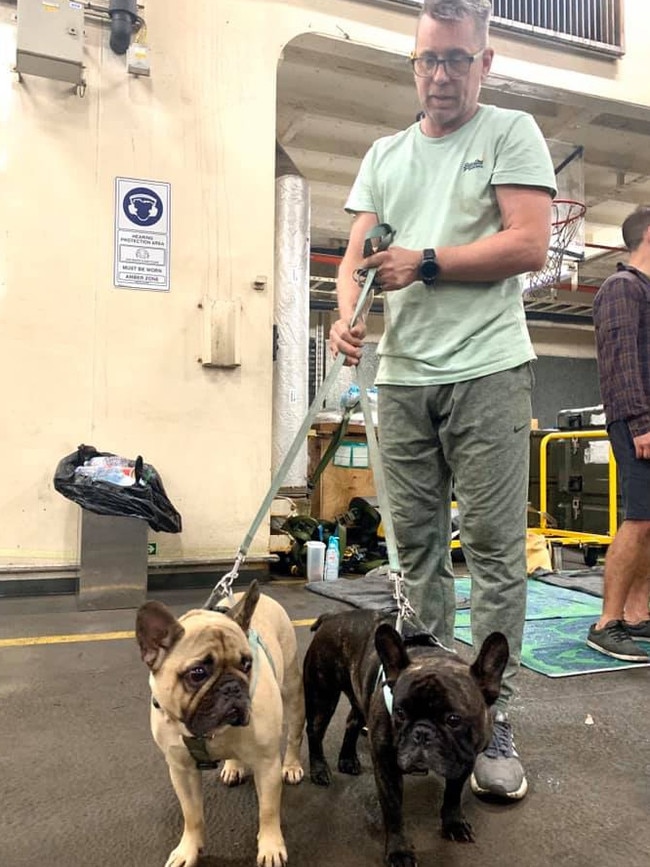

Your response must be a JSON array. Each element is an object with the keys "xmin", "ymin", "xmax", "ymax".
[{"xmin": 114, "ymin": 178, "xmax": 171, "ymax": 291}]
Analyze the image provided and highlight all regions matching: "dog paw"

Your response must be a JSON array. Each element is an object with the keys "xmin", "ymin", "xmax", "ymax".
[
  {"xmin": 220, "ymin": 759, "xmax": 247, "ymax": 786},
  {"xmin": 282, "ymin": 762, "xmax": 304, "ymax": 785},
  {"xmin": 387, "ymin": 850, "xmax": 417, "ymax": 867},
  {"xmin": 441, "ymin": 818, "xmax": 474, "ymax": 843},
  {"xmin": 309, "ymin": 759, "xmax": 332, "ymax": 787},
  {"xmin": 256, "ymin": 836, "xmax": 287, "ymax": 867},
  {"xmin": 337, "ymin": 755, "xmax": 361, "ymax": 775},
  {"xmin": 164, "ymin": 839, "xmax": 203, "ymax": 867}
]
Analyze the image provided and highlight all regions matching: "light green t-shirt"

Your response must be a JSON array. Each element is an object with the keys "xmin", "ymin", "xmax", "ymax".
[{"xmin": 345, "ymin": 104, "xmax": 557, "ymax": 385}]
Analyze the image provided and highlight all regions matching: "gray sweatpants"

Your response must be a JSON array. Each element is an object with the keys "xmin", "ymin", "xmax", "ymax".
[{"xmin": 377, "ymin": 363, "xmax": 533, "ymax": 709}]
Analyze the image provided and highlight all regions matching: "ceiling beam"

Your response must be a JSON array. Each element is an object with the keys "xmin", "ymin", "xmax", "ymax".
[
  {"xmin": 584, "ymin": 148, "xmax": 650, "ymax": 179},
  {"xmin": 284, "ymin": 148, "xmax": 360, "ymax": 187},
  {"xmin": 586, "ymin": 180, "xmax": 650, "ymax": 207}
]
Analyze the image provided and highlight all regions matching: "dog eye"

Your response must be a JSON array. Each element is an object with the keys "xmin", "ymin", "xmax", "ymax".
[
  {"xmin": 394, "ymin": 706, "xmax": 406, "ymax": 722},
  {"xmin": 184, "ymin": 656, "xmax": 213, "ymax": 686},
  {"xmin": 186, "ymin": 665, "xmax": 209, "ymax": 685},
  {"xmin": 240, "ymin": 656, "xmax": 252, "ymax": 674},
  {"xmin": 446, "ymin": 713, "xmax": 462, "ymax": 728}
]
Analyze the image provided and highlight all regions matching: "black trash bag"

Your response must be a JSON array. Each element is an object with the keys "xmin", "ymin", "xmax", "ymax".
[{"xmin": 53, "ymin": 444, "xmax": 182, "ymax": 534}]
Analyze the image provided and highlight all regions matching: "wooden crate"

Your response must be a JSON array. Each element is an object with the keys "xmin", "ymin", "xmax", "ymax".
[{"xmin": 308, "ymin": 422, "xmax": 376, "ymax": 521}]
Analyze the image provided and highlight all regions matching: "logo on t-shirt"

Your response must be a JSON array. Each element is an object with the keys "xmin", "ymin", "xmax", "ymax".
[{"xmin": 462, "ymin": 158, "xmax": 484, "ymax": 172}]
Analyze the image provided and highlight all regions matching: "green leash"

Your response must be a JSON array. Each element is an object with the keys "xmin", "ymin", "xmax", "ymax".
[{"xmin": 204, "ymin": 223, "xmax": 395, "ymax": 609}]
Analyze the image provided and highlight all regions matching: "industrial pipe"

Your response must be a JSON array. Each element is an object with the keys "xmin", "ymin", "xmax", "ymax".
[{"xmin": 108, "ymin": 0, "xmax": 138, "ymax": 54}]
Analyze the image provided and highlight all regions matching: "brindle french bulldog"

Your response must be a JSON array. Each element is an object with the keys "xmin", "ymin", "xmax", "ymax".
[
  {"xmin": 303, "ymin": 609, "xmax": 508, "ymax": 867},
  {"xmin": 136, "ymin": 581, "xmax": 304, "ymax": 867}
]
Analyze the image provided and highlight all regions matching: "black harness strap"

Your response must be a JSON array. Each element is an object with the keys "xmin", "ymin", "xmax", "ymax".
[{"xmin": 181, "ymin": 736, "xmax": 222, "ymax": 771}]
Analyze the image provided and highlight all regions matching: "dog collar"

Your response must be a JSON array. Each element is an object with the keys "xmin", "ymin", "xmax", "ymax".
[{"xmin": 149, "ymin": 697, "xmax": 222, "ymax": 769}]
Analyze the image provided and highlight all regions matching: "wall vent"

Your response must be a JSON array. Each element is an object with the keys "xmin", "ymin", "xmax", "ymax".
[{"xmin": 491, "ymin": 0, "xmax": 623, "ymax": 56}]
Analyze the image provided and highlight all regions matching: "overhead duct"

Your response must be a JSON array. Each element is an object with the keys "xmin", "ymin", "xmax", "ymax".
[{"xmin": 272, "ymin": 143, "xmax": 310, "ymax": 492}]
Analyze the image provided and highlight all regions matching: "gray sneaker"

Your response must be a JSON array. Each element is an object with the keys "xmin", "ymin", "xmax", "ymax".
[
  {"xmin": 470, "ymin": 711, "xmax": 528, "ymax": 800},
  {"xmin": 624, "ymin": 619, "xmax": 650, "ymax": 642},
  {"xmin": 587, "ymin": 620, "xmax": 649, "ymax": 662}
]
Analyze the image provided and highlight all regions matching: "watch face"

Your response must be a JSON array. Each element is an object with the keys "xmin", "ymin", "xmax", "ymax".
[{"xmin": 421, "ymin": 253, "xmax": 438, "ymax": 283}]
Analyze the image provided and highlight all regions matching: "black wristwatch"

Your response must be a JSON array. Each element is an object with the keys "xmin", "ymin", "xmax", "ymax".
[{"xmin": 420, "ymin": 248, "xmax": 439, "ymax": 286}]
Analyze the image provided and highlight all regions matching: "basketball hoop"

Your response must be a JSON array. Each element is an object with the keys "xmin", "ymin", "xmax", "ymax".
[{"xmin": 523, "ymin": 199, "xmax": 586, "ymax": 301}]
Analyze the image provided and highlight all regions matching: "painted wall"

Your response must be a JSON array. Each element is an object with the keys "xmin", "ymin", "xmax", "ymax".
[{"xmin": 0, "ymin": 0, "xmax": 642, "ymax": 574}]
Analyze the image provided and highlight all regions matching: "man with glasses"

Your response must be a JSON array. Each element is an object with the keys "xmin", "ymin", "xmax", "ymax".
[{"xmin": 330, "ymin": 0, "xmax": 555, "ymax": 800}]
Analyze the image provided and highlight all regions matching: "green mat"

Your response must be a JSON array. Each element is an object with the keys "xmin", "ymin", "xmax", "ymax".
[
  {"xmin": 454, "ymin": 577, "xmax": 602, "ymax": 629},
  {"xmin": 454, "ymin": 578, "xmax": 650, "ymax": 677}
]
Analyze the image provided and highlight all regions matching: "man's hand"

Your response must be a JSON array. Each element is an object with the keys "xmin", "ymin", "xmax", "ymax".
[
  {"xmin": 633, "ymin": 431, "xmax": 650, "ymax": 460},
  {"xmin": 329, "ymin": 318, "xmax": 366, "ymax": 367},
  {"xmin": 362, "ymin": 247, "xmax": 422, "ymax": 292}
]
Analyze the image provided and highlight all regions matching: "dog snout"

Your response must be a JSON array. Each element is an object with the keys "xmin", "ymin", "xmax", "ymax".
[
  {"xmin": 411, "ymin": 723, "xmax": 434, "ymax": 746},
  {"xmin": 186, "ymin": 674, "xmax": 252, "ymax": 736}
]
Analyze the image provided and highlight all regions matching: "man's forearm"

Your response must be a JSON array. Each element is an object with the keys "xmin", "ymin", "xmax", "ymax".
[
  {"xmin": 336, "ymin": 256, "xmax": 362, "ymax": 323},
  {"xmin": 437, "ymin": 228, "xmax": 548, "ymax": 284}
]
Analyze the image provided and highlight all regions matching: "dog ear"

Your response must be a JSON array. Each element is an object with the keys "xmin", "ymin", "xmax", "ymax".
[
  {"xmin": 135, "ymin": 601, "xmax": 185, "ymax": 672},
  {"xmin": 469, "ymin": 632, "xmax": 509, "ymax": 706},
  {"xmin": 375, "ymin": 623, "xmax": 410, "ymax": 686},
  {"xmin": 227, "ymin": 580, "xmax": 260, "ymax": 633}
]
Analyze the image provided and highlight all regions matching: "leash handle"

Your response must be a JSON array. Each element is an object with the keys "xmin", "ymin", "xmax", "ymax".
[
  {"xmin": 362, "ymin": 222, "xmax": 395, "ymax": 259},
  {"xmin": 351, "ymin": 223, "xmax": 396, "ymax": 329}
]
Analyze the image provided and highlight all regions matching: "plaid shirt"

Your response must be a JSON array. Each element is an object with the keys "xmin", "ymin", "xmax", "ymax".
[{"xmin": 593, "ymin": 263, "xmax": 650, "ymax": 436}]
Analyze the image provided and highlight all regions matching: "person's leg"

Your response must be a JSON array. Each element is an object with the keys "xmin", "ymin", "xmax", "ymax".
[
  {"xmin": 624, "ymin": 571, "xmax": 650, "ymax": 626},
  {"xmin": 597, "ymin": 522, "xmax": 650, "ymax": 628},
  {"xmin": 587, "ymin": 421, "xmax": 650, "ymax": 660},
  {"xmin": 378, "ymin": 384, "xmax": 456, "ymax": 648},
  {"xmin": 443, "ymin": 363, "xmax": 532, "ymax": 710},
  {"xmin": 441, "ymin": 363, "xmax": 532, "ymax": 800}
]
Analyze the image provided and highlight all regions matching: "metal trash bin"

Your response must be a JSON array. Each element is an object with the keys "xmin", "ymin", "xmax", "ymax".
[{"xmin": 78, "ymin": 510, "xmax": 148, "ymax": 610}]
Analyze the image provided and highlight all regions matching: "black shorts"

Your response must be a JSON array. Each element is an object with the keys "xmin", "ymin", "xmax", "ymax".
[{"xmin": 608, "ymin": 420, "xmax": 650, "ymax": 520}]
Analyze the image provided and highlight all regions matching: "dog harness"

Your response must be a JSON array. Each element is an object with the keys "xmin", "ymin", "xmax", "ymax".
[
  {"xmin": 379, "ymin": 667, "xmax": 394, "ymax": 714},
  {"xmin": 152, "ymin": 627, "xmax": 277, "ymax": 771}
]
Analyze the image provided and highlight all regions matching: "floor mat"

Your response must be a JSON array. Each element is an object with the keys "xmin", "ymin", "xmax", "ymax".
[
  {"xmin": 455, "ymin": 617, "xmax": 650, "ymax": 677},
  {"xmin": 307, "ymin": 572, "xmax": 645, "ymax": 677},
  {"xmin": 531, "ymin": 569, "xmax": 604, "ymax": 598},
  {"xmin": 305, "ymin": 570, "xmax": 471, "ymax": 611},
  {"xmin": 454, "ymin": 576, "xmax": 602, "ymax": 628},
  {"xmin": 305, "ymin": 572, "xmax": 397, "ymax": 611}
]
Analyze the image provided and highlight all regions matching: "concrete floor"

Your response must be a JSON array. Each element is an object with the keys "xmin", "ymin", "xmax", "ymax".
[{"xmin": 1, "ymin": 578, "xmax": 650, "ymax": 867}]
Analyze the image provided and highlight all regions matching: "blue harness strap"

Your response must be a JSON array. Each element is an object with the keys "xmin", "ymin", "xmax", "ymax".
[{"xmin": 247, "ymin": 626, "xmax": 276, "ymax": 695}]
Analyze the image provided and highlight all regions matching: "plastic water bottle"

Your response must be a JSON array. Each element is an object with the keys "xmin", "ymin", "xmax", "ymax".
[
  {"xmin": 340, "ymin": 383, "xmax": 361, "ymax": 410},
  {"xmin": 76, "ymin": 464, "xmax": 135, "ymax": 486},
  {"xmin": 324, "ymin": 535, "xmax": 340, "ymax": 581},
  {"xmin": 94, "ymin": 466, "xmax": 136, "ymax": 486}
]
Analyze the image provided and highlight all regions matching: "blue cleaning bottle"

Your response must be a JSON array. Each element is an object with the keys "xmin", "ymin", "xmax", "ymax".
[{"xmin": 324, "ymin": 534, "xmax": 340, "ymax": 581}]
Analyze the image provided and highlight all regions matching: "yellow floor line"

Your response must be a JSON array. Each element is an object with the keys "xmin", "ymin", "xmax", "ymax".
[
  {"xmin": 0, "ymin": 618, "xmax": 317, "ymax": 649},
  {"xmin": 0, "ymin": 631, "xmax": 135, "ymax": 648}
]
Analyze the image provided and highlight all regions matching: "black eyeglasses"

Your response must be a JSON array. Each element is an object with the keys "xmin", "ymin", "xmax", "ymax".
[{"xmin": 409, "ymin": 49, "xmax": 484, "ymax": 79}]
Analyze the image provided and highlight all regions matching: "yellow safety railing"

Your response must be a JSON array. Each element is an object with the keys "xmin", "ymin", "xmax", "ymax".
[{"xmin": 537, "ymin": 429, "xmax": 618, "ymax": 543}]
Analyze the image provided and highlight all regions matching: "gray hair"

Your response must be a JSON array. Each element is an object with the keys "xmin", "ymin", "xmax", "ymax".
[
  {"xmin": 622, "ymin": 206, "xmax": 650, "ymax": 252},
  {"xmin": 420, "ymin": 0, "xmax": 492, "ymax": 42}
]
